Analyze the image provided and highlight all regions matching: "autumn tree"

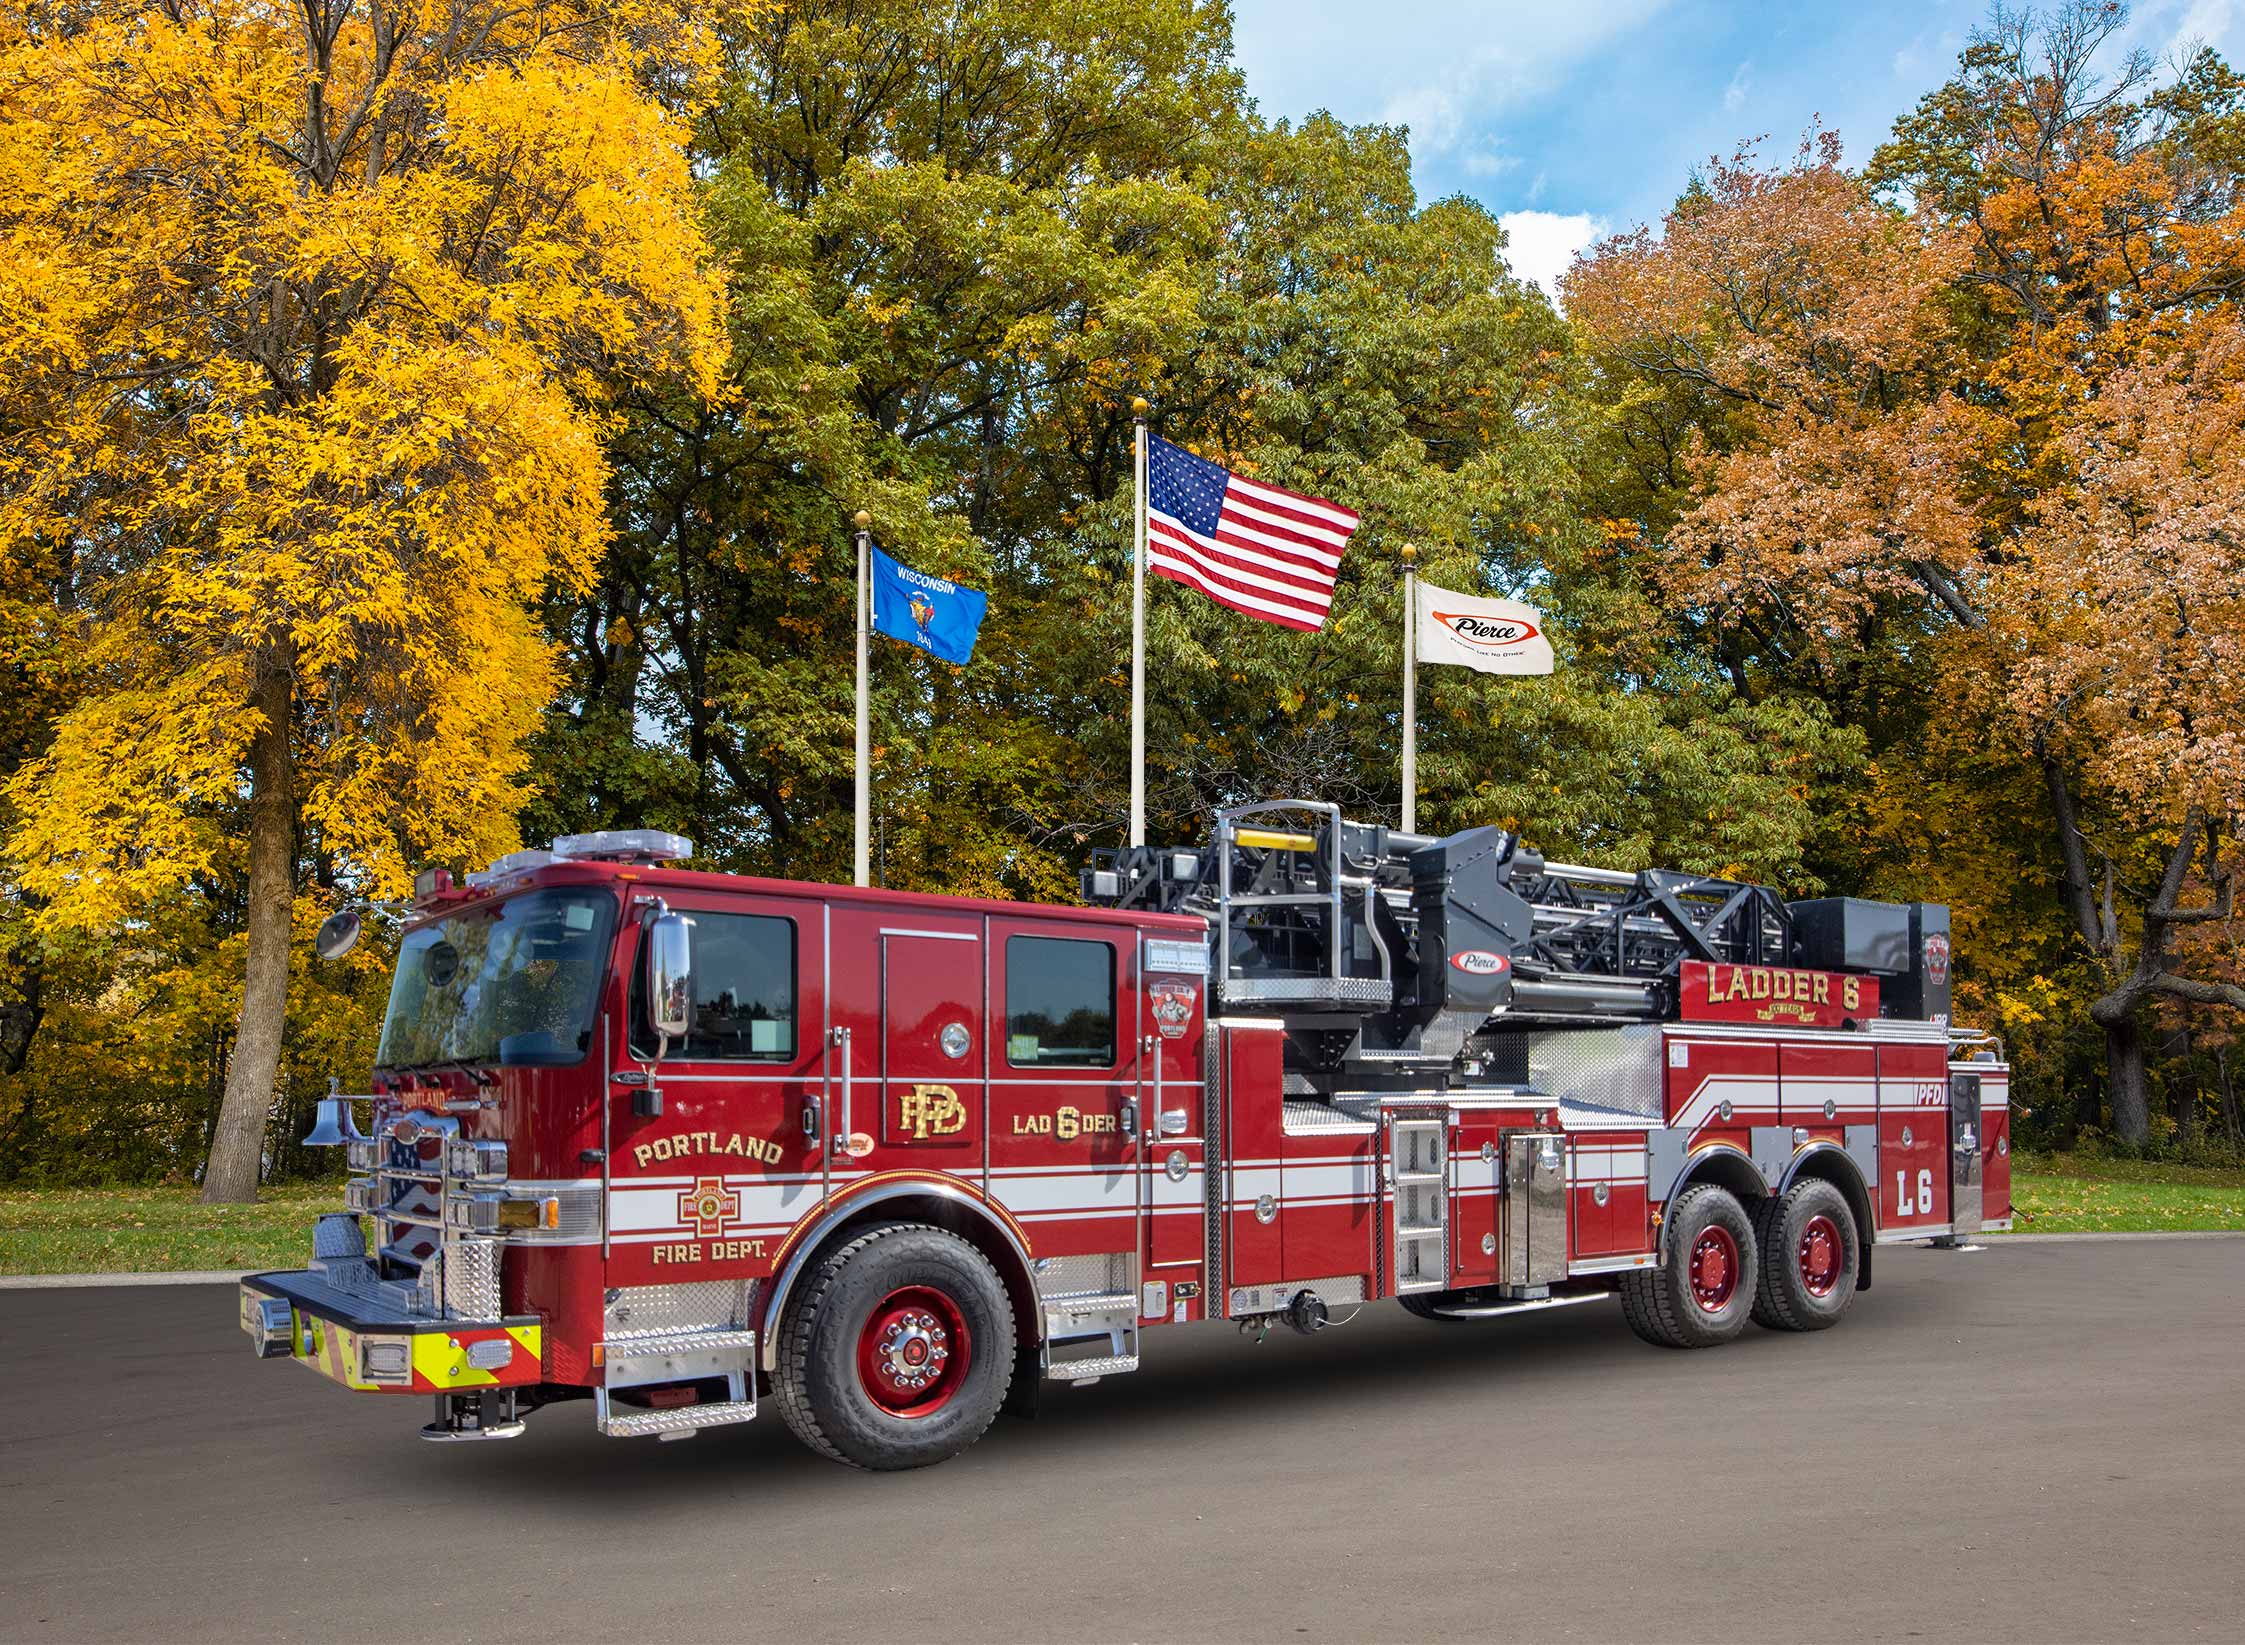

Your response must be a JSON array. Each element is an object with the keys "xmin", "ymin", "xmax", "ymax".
[
  {"xmin": 0, "ymin": 1, "xmax": 728, "ymax": 1198},
  {"xmin": 531, "ymin": 1, "xmax": 1855, "ymax": 912},
  {"xmin": 1569, "ymin": 2, "xmax": 2245, "ymax": 1141}
]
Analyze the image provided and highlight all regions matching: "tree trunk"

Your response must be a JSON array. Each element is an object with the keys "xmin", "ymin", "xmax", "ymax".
[
  {"xmin": 2102, "ymin": 1010, "xmax": 2149, "ymax": 1147},
  {"xmin": 201, "ymin": 654, "xmax": 296, "ymax": 1203},
  {"xmin": 2218, "ymin": 1048, "xmax": 2242, "ymax": 1149}
]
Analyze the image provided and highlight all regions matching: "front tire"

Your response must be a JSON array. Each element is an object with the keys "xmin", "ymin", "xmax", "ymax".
[
  {"xmin": 1751, "ymin": 1178, "xmax": 1860, "ymax": 1332},
  {"xmin": 773, "ymin": 1223, "xmax": 1015, "ymax": 1470},
  {"xmin": 1619, "ymin": 1184, "xmax": 1759, "ymax": 1349}
]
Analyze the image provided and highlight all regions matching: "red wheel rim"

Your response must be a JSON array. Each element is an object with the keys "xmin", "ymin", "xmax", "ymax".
[
  {"xmin": 1689, "ymin": 1224, "xmax": 1740, "ymax": 1312},
  {"xmin": 1798, "ymin": 1213, "xmax": 1843, "ymax": 1298},
  {"xmin": 856, "ymin": 1285, "xmax": 971, "ymax": 1417}
]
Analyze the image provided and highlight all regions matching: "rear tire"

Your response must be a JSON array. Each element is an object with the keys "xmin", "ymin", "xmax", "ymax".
[
  {"xmin": 1750, "ymin": 1178, "xmax": 1859, "ymax": 1332},
  {"xmin": 772, "ymin": 1222, "xmax": 1015, "ymax": 1470},
  {"xmin": 1398, "ymin": 1292, "xmax": 1457, "ymax": 1320},
  {"xmin": 1619, "ymin": 1184, "xmax": 1758, "ymax": 1349}
]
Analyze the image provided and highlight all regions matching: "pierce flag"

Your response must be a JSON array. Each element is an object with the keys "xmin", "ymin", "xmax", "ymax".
[{"xmin": 1413, "ymin": 580, "xmax": 1554, "ymax": 675}]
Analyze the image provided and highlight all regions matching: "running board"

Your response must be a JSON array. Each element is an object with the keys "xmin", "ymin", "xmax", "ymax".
[
  {"xmin": 1428, "ymin": 1291, "xmax": 1612, "ymax": 1320},
  {"xmin": 596, "ymin": 1327, "xmax": 758, "ymax": 1438}
]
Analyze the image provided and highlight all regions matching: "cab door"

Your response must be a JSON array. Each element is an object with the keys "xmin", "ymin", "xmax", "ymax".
[
  {"xmin": 988, "ymin": 919, "xmax": 1139, "ymax": 1269},
  {"xmin": 605, "ymin": 894, "xmax": 826, "ymax": 1288}
]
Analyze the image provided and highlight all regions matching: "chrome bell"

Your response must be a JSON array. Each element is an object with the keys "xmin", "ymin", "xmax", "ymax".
[{"xmin": 303, "ymin": 1094, "xmax": 370, "ymax": 1148}]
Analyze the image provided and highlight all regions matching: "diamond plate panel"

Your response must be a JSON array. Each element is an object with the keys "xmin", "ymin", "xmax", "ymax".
[
  {"xmin": 1033, "ymin": 1252, "xmax": 1133, "ymax": 1301},
  {"xmin": 604, "ymin": 1279, "xmax": 757, "ymax": 1340},
  {"xmin": 1222, "ymin": 976, "xmax": 1393, "ymax": 1008},
  {"xmin": 1529, "ymin": 1024, "xmax": 1664, "ymax": 1122},
  {"xmin": 1224, "ymin": 1275, "xmax": 1366, "ymax": 1315},
  {"xmin": 440, "ymin": 1239, "xmax": 502, "ymax": 1320}
]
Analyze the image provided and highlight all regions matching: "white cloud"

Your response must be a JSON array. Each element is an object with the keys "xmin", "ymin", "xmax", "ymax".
[
  {"xmin": 1724, "ymin": 60, "xmax": 1752, "ymax": 112},
  {"xmin": 1231, "ymin": 1, "xmax": 1673, "ymax": 165},
  {"xmin": 2167, "ymin": 0, "xmax": 2238, "ymax": 56},
  {"xmin": 1498, "ymin": 209, "xmax": 1607, "ymax": 299}
]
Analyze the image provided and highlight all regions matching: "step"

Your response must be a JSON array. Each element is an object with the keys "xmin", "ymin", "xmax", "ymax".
[
  {"xmin": 1047, "ymin": 1353, "xmax": 1140, "ymax": 1383},
  {"xmin": 1043, "ymin": 1292, "xmax": 1138, "ymax": 1334},
  {"xmin": 1429, "ymin": 1292, "xmax": 1611, "ymax": 1320},
  {"xmin": 601, "ymin": 1328, "xmax": 757, "ymax": 1363},
  {"xmin": 1395, "ymin": 1223, "xmax": 1445, "ymax": 1240},
  {"xmin": 599, "ymin": 1397, "xmax": 759, "ymax": 1438}
]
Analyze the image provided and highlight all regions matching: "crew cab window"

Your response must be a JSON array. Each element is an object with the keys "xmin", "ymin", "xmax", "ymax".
[
  {"xmin": 1005, "ymin": 936, "xmax": 1115, "ymax": 1068},
  {"xmin": 631, "ymin": 911, "xmax": 796, "ymax": 1060}
]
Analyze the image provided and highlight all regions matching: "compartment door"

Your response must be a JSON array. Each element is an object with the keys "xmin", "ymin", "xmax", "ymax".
[
  {"xmin": 1877, "ymin": 1043, "xmax": 1951, "ymax": 1232},
  {"xmin": 1950, "ymin": 1071, "xmax": 1984, "ymax": 1236}
]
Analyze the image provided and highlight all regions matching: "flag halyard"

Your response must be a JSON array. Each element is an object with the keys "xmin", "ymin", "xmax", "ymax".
[{"xmin": 1144, "ymin": 433, "xmax": 1358, "ymax": 631}]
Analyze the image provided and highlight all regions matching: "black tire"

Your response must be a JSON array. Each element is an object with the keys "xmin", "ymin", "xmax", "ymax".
[
  {"xmin": 1397, "ymin": 1292, "xmax": 1454, "ymax": 1320},
  {"xmin": 1618, "ymin": 1184, "xmax": 1759, "ymax": 1349},
  {"xmin": 1750, "ymin": 1178, "xmax": 1860, "ymax": 1332},
  {"xmin": 772, "ymin": 1222, "xmax": 1015, "ymax": 1470}
]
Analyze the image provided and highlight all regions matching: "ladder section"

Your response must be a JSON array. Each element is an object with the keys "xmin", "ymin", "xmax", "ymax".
[{"xmin": 1390, "ymin": 1117, "xmax": 1449, "ymax": 1293}]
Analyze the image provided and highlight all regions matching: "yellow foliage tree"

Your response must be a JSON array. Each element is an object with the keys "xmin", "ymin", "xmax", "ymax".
[{"xmin": 0, "ymin": 1, "xmax": 729, "ymax": 1199}]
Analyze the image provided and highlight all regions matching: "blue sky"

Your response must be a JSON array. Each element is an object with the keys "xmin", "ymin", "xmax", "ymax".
[{"xmin": 1226, "ymin": 0, "xmax": 2244, "ymax": 295}]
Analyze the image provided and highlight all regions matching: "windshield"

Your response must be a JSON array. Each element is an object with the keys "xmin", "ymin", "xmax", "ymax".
[{"xmin": 377, "ymin": 888, "xmax": 617, "ymax": 1069}]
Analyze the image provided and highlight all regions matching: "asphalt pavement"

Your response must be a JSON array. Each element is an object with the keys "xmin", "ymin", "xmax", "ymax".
[{"xmin": 3, "ymin": 1238, "xmax": 2241, "ymax": 1643}]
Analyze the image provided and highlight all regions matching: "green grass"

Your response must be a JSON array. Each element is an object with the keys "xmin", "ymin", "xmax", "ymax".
[
  {"xmin": 2007, "ymin": 1151, "xmax": 2245, "ymax": 1234},
  {"xmin": 1, "ymin": 1154, "xmax": 2240, "ymax": 1274},
  {"xmin": 0, "ymin": 1183, "xmax": 343, "ymax": 1275}
]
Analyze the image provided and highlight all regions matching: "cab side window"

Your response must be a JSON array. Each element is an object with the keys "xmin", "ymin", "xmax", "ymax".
[
  {"xmin": 631, "ymin": 911, "xmax": 796, "ymax": 1060},
  {"xmin": 1005, "ymin": 936, "xmax": 1115, "ymax": 1068}
]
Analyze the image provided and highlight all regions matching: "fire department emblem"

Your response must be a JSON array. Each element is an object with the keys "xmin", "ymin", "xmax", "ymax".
[
  {"xmin": 1924, "ymin": 932, "xmax": 1952, "ymax": 986},
  {"xmin": 896, "ymin": 1083, "xmax": 967, "ymax": 1141},
  {"xmin": 677, "ymin": 1176, "xmax": 740, "ymax": 1238},
  {"xmin": 1150, "ymin": 979, "xmax": 1198, "ymax": 1039}
]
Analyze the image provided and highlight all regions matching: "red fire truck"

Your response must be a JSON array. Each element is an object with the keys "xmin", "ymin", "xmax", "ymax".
[{"xmin": 240, "ymin": 803, "xmax": 2010, "ymax": 1469}]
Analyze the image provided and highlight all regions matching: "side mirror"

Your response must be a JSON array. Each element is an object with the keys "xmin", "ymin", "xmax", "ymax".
[
  {"xmin": 314, "ymin": 908, "xmax": 362, "ymax": 960},
  {"xmin": 646, "ymin": 911, "xmax": 695, "ymax": 1051}
]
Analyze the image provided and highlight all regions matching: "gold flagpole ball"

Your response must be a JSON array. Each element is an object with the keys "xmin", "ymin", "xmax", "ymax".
[
  {"xmin": 1132, "ymin": 397, "xmax": 1150, "ymax": 416},
  {"xmin": 1401, "ymin": 543, "xmax": 1417, "ymax": 562},
  {"xmin": 853, "ymin": 510, "xmax": 871, "ymax": 530}
]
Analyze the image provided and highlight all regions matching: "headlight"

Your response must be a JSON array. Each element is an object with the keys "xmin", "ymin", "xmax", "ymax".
[{"xmin": 445, "ymin": 1138, "xmax": 509, "ymax": 1180}]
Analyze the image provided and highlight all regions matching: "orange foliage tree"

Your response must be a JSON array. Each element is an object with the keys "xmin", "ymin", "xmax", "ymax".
[{"xmin": 1569, "ymin": 2, "xmax": 2245, "ymax": 1141}]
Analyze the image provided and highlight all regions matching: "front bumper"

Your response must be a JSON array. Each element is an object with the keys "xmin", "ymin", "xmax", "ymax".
[{"xmin": 240, "ymin": 1268, "xmax": 543, "ymax": 1395}]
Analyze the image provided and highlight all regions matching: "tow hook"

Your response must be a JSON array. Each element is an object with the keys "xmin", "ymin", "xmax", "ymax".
[{"xmin": 421, "ymin": 1389, "xmax": 526, "ymax": 1442}]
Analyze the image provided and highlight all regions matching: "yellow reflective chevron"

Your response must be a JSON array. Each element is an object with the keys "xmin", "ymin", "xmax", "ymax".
[{"xmin": 409, "ymin": 1326, "xmax": 543, "ymax": 1389}]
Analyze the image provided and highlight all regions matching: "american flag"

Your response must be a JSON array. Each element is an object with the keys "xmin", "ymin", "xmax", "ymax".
[{"xmin": 1145, "ymin": 433, "xmax": 1358, "ymax": 631}]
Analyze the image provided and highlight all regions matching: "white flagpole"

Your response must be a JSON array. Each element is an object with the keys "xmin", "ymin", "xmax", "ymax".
[
  {"xmin": 853, "ymin": 510, "xmax": 871, "ymax": 888},
  {"xmin": 1401, "ymin": 542, "xmax": 1417, "ymax": 835},
  {"xmin": 1130, "ymin": 397, "xmax": 1149, "ymax": 848}
]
